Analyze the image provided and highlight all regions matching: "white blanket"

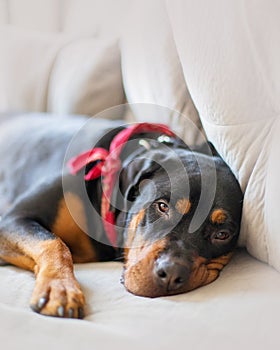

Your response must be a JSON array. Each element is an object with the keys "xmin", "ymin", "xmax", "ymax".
[{"xmin": 1, "ymin": 250, "xmax": 280, "ymax": 350}]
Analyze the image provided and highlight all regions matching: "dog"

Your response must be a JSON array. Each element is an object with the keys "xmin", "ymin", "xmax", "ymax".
[{"xmin": 0, "ymin": 114, "xmax": 243, "ymax": 319}]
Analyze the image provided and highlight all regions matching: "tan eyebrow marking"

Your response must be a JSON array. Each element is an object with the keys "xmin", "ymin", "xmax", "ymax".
[
  {"xmin": 211, "ymin": 209, "xmax": 227, "ymax": 224},
  {"xmin": 175, "ymin": 198, "xmax": 191, "ymax": 215}
]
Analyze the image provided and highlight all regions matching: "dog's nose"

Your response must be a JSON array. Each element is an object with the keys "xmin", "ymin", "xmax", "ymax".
[{"xmin": 154, "ymin": 257, "xmax": 189, "ymax": 292}]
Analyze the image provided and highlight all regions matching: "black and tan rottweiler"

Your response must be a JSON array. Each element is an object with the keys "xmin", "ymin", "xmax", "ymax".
[{"xmin": 0, "ymin": 114, "xmax": 243, "ymax": 319}]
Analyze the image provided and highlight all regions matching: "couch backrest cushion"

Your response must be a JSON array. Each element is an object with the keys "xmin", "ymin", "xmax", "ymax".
[
  {"xmin": 0, "ymin": 0, "xmax": 126, "ymax": 116},
  {"xmin": 0, "ymin": 0, "xmax": 127, "ymax": 36},
  {"xmin": 166, "ymin": 0, "xmax": 280, "ymax": 270},
  {"xmin": 121, "ymin": 0, "xmax": 205, "ymax": 146},
  {"xmin": 0, "ymin": 26, "xmax": 68, "ymax": 112},
  {"xmin": 0, "ymin": 26, "xmax": 124, "ymax": 116}
]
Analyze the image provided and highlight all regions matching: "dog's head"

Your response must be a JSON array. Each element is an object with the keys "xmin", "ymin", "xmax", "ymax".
[{"xmin": 118, "ymin": 144, "xmax": 243, "ymax": 297}]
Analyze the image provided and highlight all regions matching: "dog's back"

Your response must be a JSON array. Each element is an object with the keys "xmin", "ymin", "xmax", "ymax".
[{"xmin": 0, "ymin": 114, "xmax": 122, "ymax": 214}]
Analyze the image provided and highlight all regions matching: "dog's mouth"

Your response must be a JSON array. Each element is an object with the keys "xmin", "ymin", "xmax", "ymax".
[{"xmin": 122, "ymin": 240, "xmax": 233, "ymax": 297}]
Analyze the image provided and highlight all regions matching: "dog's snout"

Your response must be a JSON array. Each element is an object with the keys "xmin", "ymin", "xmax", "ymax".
[{"xmin": 154, "ymin": 256, "xmax": 189, "ymax": 292}]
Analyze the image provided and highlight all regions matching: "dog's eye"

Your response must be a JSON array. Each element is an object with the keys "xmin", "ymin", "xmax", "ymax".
[
  {"xmin": 212, "ymin": 230, "xmax": 230, "ymax": 241},
  {"xmin": 157, "ymin": 201, "xmax": 169, "ymax": 214}
]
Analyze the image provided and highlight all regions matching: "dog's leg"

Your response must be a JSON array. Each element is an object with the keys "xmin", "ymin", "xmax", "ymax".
[
  {"xmin": 0, "ymin": 179, "xmax": 86, "ymax": 318},
  {"xmin": 0, "ymin": 218, "xmax": 85, "ymax": 318}
]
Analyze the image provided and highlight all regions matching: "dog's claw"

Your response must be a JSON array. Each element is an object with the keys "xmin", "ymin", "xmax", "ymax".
[
  {"xmin": 57, "ymin": 306, "xmax": 65, "ymax": 317},
  {"xmin": 37, "ymin": 297, "xmax": 47, "ymax": 310},
  {"xmin": 78, "ymin": 307, "xmax": 84, "ymax": 319},
  {"xmin": 68, "ymin": 308, "xmax": 74, "ymax": 318}
]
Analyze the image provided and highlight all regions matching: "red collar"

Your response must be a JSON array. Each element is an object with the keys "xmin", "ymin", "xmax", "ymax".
[{"xmin": 67, "ymin": 123, "xmax": 176, "ymax": 248}]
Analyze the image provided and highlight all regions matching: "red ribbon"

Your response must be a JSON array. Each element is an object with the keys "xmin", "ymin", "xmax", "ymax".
[{"xmin": 67, "ymin": 123, "xmax": 176, "ymax": 247}]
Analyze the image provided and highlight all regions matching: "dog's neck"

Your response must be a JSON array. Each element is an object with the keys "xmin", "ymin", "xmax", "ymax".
[{"xmin": 68, "ymin": 123, "xmax": 178, "ymax": 248}]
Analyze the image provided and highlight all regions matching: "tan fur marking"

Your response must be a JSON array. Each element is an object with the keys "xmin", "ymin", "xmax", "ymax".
[
  {"xmin": 124, "ymin": 209, "xmax": 145, "ymax": 260},
  {"xmin": 0, "ymin": 254, "xmax": 35, "ymax": 272},
  {"xmin": 188, "ymin": 252, "xmax": 233, "ymax": 290},
  {"xmin": 51, "ymin": 193, "xmax": 97, "ymax": 263},
  {"xmin": 34, "ymin": 239, "xmax": 73, "ymax": 274},
  {"xmin": 211, "ymin": 209, "xmax": 227, "ymax": 224},
  {"xmin": 206, "ymin": 252, "xmax": 233, "ymax": 270},
  {"xmin": 124, "ymin": 238, "xmax": 169, "ymax": 296},
  {"xmin": 1, "ymin": 237, "xmax": 75, "ymax": 277},
  {"xmin": 175, "ymin": 198, "xmax": 191, "ymax": 215},
  {"xmin": 187, "ymin": 256, "xmax": 209, "ymax": 290},
  {"xmin": 124, "ymin": 248, "xmax": 235, "ymax": 298},
  {"xmin": 28, "ymin": 238, "xmax": 85, "ymax": 318},
  {"xmin": 0, "ymin": 231, "xmax": 85, "ymax": 318}
]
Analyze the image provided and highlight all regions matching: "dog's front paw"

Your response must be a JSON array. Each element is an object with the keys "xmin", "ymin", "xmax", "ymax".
[{"xmin": 30, "ymin": 274, "xmax": 85, "ymax": 319}]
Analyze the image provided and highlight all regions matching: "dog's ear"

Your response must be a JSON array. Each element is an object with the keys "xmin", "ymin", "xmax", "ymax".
[{"xmin": 120, "ymin": 157, "xmax": 160, "ymax": 202}]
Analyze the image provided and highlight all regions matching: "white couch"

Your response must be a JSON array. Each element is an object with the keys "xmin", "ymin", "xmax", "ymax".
[{"xmin": 1, "ymin": 1, "xmax": 280, "ymax": 349}]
